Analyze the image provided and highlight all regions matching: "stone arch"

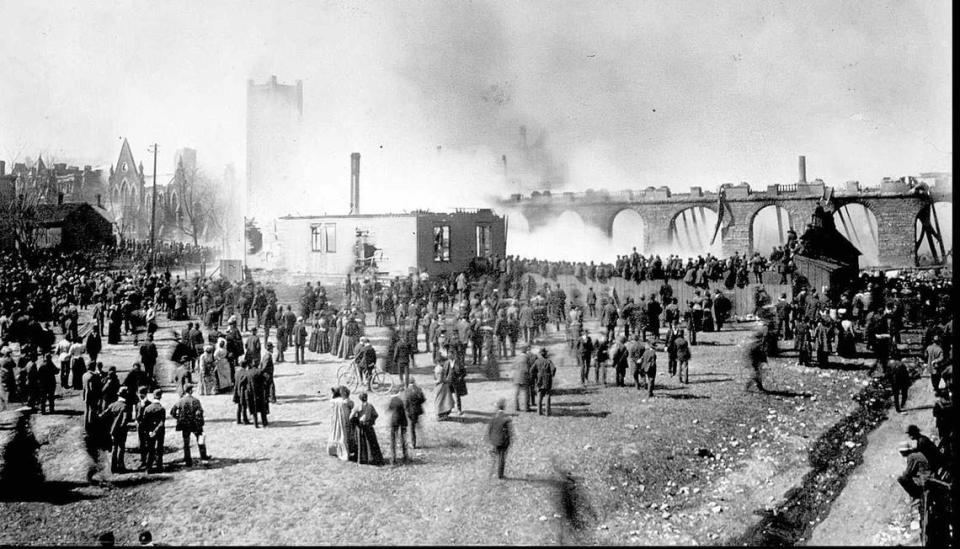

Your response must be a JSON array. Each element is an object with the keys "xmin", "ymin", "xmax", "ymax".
[
  {"xmin": 750, "ymin": 204, "xmax": 793, "ymax": 257},
  {"xmin": 668, "ymin": 205, "xmax": 720, "ymax": 257},
  {"xmin": 915, "ymin": 201, "xmax": 952, "ymax": 266},
  {"xmin": 610, "ymin": 208, "xmax": 648, "ymax": 254},
  {"xmin": 833, "ymin": 202, "xmax": 879, "ymax": 267}
]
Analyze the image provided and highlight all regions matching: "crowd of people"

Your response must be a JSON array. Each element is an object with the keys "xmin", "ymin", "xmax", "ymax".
[{"xmin": 0, "ymin": 240, "xmax": 954, "ymax": 542}]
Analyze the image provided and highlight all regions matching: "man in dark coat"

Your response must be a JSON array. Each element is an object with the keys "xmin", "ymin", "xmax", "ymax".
[
  {"xmin": 897, "ymin": 441, "xmax": 930, "ymax": 500},
  {"xmin": 638, "ymin": 340, "xmax": 658, "ymax": 397},
  {"xmin": 141, "ymin": 389, "xmax": 166, "ymax": 473},
  {"xmin": 386, "ymin": 394, "xmax": 408, "ymax": 464},
  {"xmin": 486, "ymin": 398, "xmax": 513, "ymax": 480},
  {"xmin": 99, "ymin": 388, "xmax": 131, "ymax": 473},
  {"xmin": 225, "ymin": 318, "xmax": 244, "ymax": 382},
  {"xmin": 392, "ymin": 337, "xmax": 415, "ymax": 388},
  {"xmin": 233, "ymin": 363, "xmax": 257, "ymax": 426},
  {"xmin": 260, "ymin": 342, "xmax": 276, "ymax": 404},
  {"xmin": 906, "ymin": 424, "xmax": 941, "ymax": 472},
  {"xmin": 81, "ymin": 362, "xmax": 103, "ymax": 432},
  {"xmin": 403, "ymin": 379, "xmax": 426, "ymax": 449},
  {"xmin": 251, "ymin": 364, "xmax": 270, "ymax": 427},
  {"xmin": 611, "ymin": 337, "xmax": 628, "ymax": 387},
  {"xmin": 534, "ymin": 348, "xmax": 556, "ymax": 416},
  {"xmin": 37, "ymin": 353, "xmax": 59, "ymax": 414},
  {"xmin": 576, "ymin": 331, "xmax": 594, "ymax": 385},
  {"xmin": 85, "ymin": 325, "xmax": 103, "ymax": 364},
  {"xmin": 293, "ymin": 317, "xmax": 307, "ymax": 364},
  {"xmin": 169, "ymin": 384, "xmax": 209, "ymax": 466},
  {"xmin": 139, "ymin": 334, "xmax": 158, "ymax": 381},
  {"xmin": 243, "ymin": 327, "xmax": 261, "ymax": 368}
]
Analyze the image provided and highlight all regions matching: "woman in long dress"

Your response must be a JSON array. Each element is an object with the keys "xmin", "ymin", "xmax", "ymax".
[
  {"xmin": 199, "ymin": 344, "xmax": 218, "ymax": 395},
  {"xmin": 349, "ymin": 392, "xmax": 384, "ymax": 465},
  {"xmin": 327, "ymin": 387, "xmax": 351, "ymax": 460},
  {"xmin": 434, "ymin": 348, "xmax": 456, "ymax": 421},
  {"xmin": 213, "ymin": 337, "xmax": 233, "ymax": 392},
  {"xmin": 308, "ymin": 318, "xmax": 320, "ymax": 353}
]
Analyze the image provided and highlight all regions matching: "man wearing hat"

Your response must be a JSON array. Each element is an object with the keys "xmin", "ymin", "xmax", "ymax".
[
  {"xmin": 225, "ymin": 317, "xmax": 243, "ymax": 383},
  {"xmin": 486, "ymin": 398, "xmax": 513, "ymax": 480},
  {"xmin": 170, "ymin": 384, "xmax": 209, "ymax": 466},
  {"xmin": 141, "ymin": 390, "xmax": 166, "ymax": 473},
  {"xmin": 906, "ymin": 424, "xmax": 941, "ymax": 472},
  {"xmin": 534, "ymin": 347, "xmax": 556, "ymax": 416},
  {"xmin": 896, "ymin": 440, "xmax": 931, "ymax": 500},
  {"xmin": 99, "ymin": 386, "xmax": 131, "ymax": 473},
  {"xmin": 139, "ymin": 334, "xmax": 158, "ymax": 382},
  {"xmin": 293, "ymin": 316, "xmax": 308, "ymax": 364},
  {"xmin": 260, "ymin": 341, "xmax": 277, "ymax": 404}
]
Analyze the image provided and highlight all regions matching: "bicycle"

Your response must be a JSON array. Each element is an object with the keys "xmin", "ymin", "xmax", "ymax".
[{"xmin": 336, "ymin": 360, "xmax": 397, "ymax": 396}]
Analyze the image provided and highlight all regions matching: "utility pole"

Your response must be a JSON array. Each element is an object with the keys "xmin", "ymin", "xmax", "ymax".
[{"xmin": 147, "ymin": 143, "xmax": 158, "ymax": 274}]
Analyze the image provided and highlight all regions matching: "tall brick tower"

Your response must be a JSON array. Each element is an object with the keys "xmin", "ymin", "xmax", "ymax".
[{"xmin": 246, "ymin": 75, "xmax": 303, "ymax": 226}]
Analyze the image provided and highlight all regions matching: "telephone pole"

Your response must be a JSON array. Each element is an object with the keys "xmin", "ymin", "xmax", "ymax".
[{"xmin": 147, "ymin": 143, "xmax": 158, "ymax": 273}]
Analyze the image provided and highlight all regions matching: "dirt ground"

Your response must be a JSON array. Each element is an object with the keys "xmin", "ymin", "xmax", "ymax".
[{"xmin": 0, "ymin": 305, "xmax": 881, "ymax": 545}]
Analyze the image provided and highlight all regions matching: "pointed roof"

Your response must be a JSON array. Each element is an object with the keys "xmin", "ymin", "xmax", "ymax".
[
  {"xmin": 795, "ymin": 206, "xmax": 861, "ymax": 266},
  {"xmin": 36, "ymin": 155, "xmax": 46, "ymax": 171}
]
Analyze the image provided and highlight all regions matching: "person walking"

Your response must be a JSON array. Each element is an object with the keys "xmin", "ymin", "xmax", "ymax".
[
  {"xmin": 139, "ymin": 334, "xmax": 158, "ymax": 382},
  {"xmin": 386, "ymin": 395, "xmax": 408, "ymax": 465},
  {"xmin": 534, "ymin": 348, "xmax": 556, "ymax": 416},
  {"xmin": 511, "ymin": 346, "xmax": 531, "ymax": 412},
  {"xmin": 675, "ymin": 331, "xmax": 691, "ymax": 384},
  {"xmin": 403, "ymin": 379, "xmax": 426, "ymax": 449},
  {"xmin": 611, "ymin": 337, "xmax": 628, "ymax": 387},
  {"xmin": 638, "ymin": 339, "xmax": 658, "ymax": 397},
  {"xmin": 169, "ymin": 384, "xmax": 209, "ymax": 467},
  {"xmin": 486, "ymin": 398, "xmax": 513, "ymax": 480}
]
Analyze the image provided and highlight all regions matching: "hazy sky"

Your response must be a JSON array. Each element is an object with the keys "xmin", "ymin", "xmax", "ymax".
[{"xmin": 0, "ymin": 0, "xmax": 951, "ymax": 214}]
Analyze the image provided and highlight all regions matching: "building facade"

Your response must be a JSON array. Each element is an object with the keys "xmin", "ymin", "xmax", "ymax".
[
  {"xmin": 275, "ymin": 209, "xmax": 506, "ymax": 278},
  {"xmin": 10, "ymin": 155, "xmax": 107, "ymax": 207}
]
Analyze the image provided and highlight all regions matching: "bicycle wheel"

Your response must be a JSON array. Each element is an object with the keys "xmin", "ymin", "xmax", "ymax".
[
  {"xmin": 337, "ymin": 363, "xmax": 358, "ymax": 390},
  {"xmin": 370, "ymin": 371, "xmax": 393, "ymax": 395}
]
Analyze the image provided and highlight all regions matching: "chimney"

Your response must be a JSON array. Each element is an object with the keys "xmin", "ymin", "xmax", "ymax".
[
  {"xmin": 57, "ymin": 192, "xmax": 64, "ymax": 206},
  {"xmin": 349, "ymin": 152, "xmax": 361, "ymax": 215},
  {"xmin": 96, "ymin": 194, "xmax": 102, "ymax": 207},
  {"xmin": 798, "ymin": 155, "xmax": 807, "ymax": 184},
  {"xmin": 0, "ymin": 160, "xmax": 5, "ymax": 176}
]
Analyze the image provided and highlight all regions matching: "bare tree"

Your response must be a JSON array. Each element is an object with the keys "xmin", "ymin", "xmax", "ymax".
[
  {"xmin": 173, "ymin": 163, "xmax": 227, "ymax": 246},
  {"xmin": 0, "ymin": 188, "xmax": 43, "ymax": 258}
]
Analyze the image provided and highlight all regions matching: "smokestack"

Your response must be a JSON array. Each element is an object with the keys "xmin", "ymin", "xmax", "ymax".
[
  {"xmin": 57, "ymin": 192, "xmax": 64, "ymax": 206},
  {"xmin": 0, "ymin": 160, "xmax": 5, "ymax": 176},
  {"xmin": 798, "ymin": 155, "xmax": 807, "ymax": 184},
  {"xmin": 502, "ymin": 155, "xmax": 508, "ymax": 178},
  {"xmin": 349, "ymin": 152, "xmax": 360, "ymax": 215}
]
